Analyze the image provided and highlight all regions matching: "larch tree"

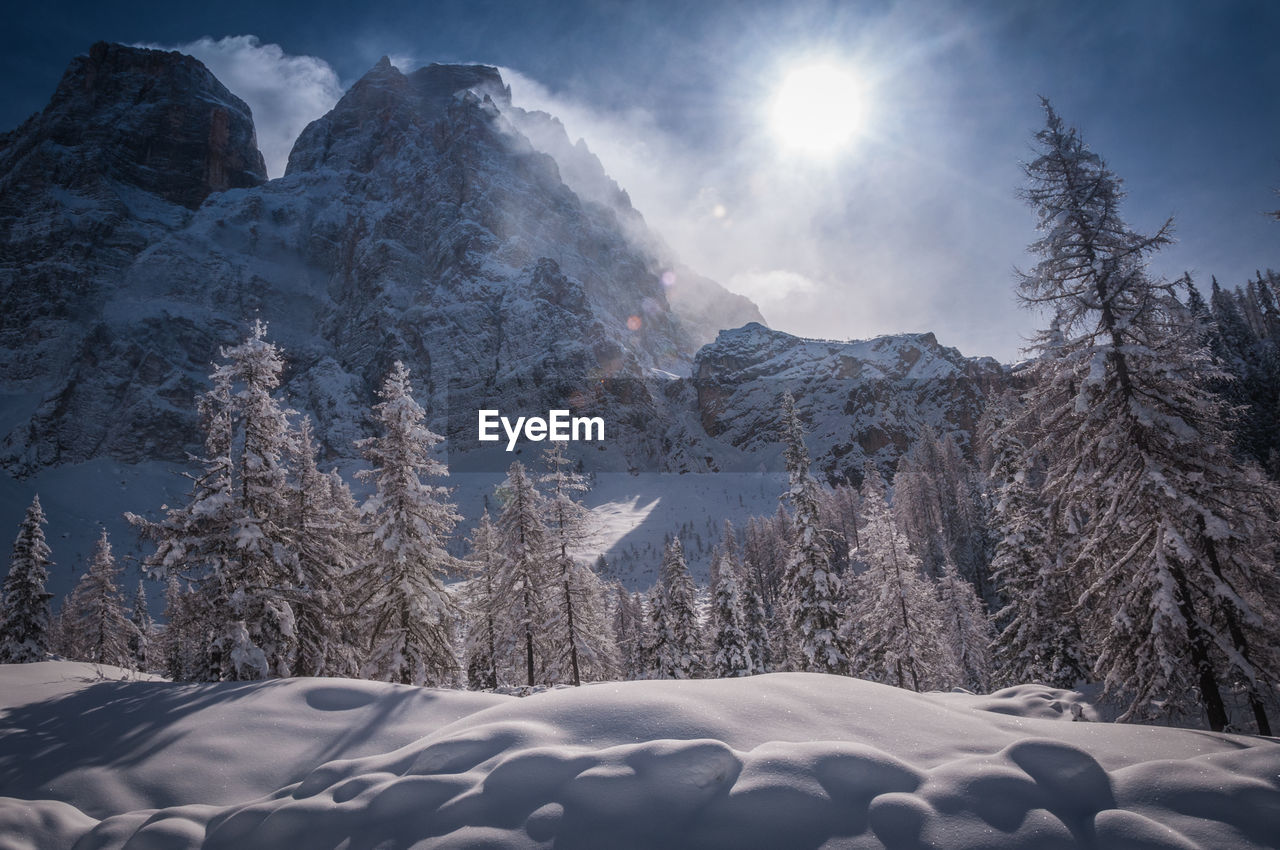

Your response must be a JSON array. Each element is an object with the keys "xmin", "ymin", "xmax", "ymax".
[
  {"xmin": 847, "ymin": 465, "xmax": 956, "ymax": 691},
  {"xmin": 59, "ymin": 530, "xmax": 136, "ymax": 667},
  {"xmin": 0, "ymin": 495, "xmax": 54, "ymax": 663},
  {"xmin": 461, "ymin": 511, "xmax": 502, "ymax": 690},
  {"xmin": 894, "ymin": 429, "xmax": 994, "ymax": 603},
  {"xmin": 1017, "ymin": 100, "xmax": 1280, "ymax": 732},
  {"xmin": 289, "ymin": 417, "xmax": 362, "ymax": 678},
  {"xmin": 779, "ymin": 391, "xmax": 846, "ymax": 674},
  {"xmin": 539, "ymin": 444, "xmax": 615, "ymax": 685},
  {"xmin": 984, "ymin": 406, "xmax": 1091, "ymax": 689},
  {"xmin": 494, "ymin": 461, "xmax": 551, "ymax": 686},
  {"xmin": 356, "ymin": 361, "xmax": 460, "ymax": 687}
]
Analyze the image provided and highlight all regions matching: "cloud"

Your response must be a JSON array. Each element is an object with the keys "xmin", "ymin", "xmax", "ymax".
[
  {"xmin": 152, "ymin": 36, "xmax": 344, "ymax": 178},
  {"xmin": 501, "ymin": 40, "xmax": 1035, "ymax": 362}
]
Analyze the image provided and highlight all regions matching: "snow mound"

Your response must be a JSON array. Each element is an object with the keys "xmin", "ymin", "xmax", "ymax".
[
  {"xmin": 935, "ymin": 683, "xmax": 1101, "ymax": 722},
  {"xmin": 2, "ymin": 666, "xmax": 1277, "ymax": 849}
]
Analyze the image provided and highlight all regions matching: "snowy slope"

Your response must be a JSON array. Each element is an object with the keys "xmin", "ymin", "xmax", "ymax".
[{"xmin": 1, "ymin": 662, "xmax": 1276, "ymax": 849}]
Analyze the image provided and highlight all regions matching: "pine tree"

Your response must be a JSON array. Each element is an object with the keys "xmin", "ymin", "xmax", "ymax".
[
  {"xmin": 1017, "ymin": 101, "xmax": 1280, "ymax": 731},
  {"xmin": 127, "ymin": 322, "xmax": 300, "ymax": 681},
  {"xmin": 539, "ymin": 444, "xmax": 616, "ymax": 685},
  {"xmin": 709, "ymin": 550, "xmax": 753, "ymax": 678},
  {"xmin": 494, "ymin": 461, "xmax": 551, "ymax": 686},
  {"xmin": 646, "ymin": 538, "xmax": 701, "ymax": 679},
  {"xmin": 0, "ymin": 495, "xmax": 54, "ymax": 663},
  {"xmin": 355, "ymin": 361, "xmax": 460, "ymax": 686},
  {"xmin": 741, "ymin": 580, "xmax": 773, "ymax": 675},
  {"xmin": 848, "ymin": 466, "xmax": 956, "ymax": 691},
  {"xmin": 59, "ymin": 530, "xmax": 136, "ymax": 667},
  {"xmin": 779, "ymin": 392, "xmax": 845, "ymax": 674},
  {"xmin": 222, "ymin": 320, "xmax": 300, "ymax": 678}
]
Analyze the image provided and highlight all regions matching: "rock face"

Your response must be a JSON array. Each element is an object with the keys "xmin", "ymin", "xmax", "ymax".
[
  {"xmin": 683, "ymin": 323, "xmax": 1006, "ymax": 482},
  {"xmin": 0, "ymin": 43, "xmax": 1002, "ymax": 484},
  {"xmin": 0, "ymin": 43, "xmax": 267, "ymax": 466}
]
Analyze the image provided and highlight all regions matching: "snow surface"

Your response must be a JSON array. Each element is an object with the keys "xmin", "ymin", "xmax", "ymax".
[{"xmin": 1, "ymin": 663, "xmax": 1277, "ymax": 849}]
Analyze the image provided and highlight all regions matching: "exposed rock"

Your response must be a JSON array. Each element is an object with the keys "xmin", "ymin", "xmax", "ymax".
[
  {"xmin": 0, "ymin": 42, "xmax": 265, "ymax": 398},
  {"xmin": 685, "ymin": 323, "xmax": 1007, "ymax": 482}
]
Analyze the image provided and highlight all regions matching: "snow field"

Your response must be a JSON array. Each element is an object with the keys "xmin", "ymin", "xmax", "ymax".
[{"xmin": 2, "ymin": 664, "xmax": 1278, "ymax": 849}]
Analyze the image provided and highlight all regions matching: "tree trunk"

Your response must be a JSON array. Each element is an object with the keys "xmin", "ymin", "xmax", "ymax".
[
  {"xmin": 526, "ymin": 629, "xmax": 535, "ymax": 687},
  {"xmin": 1173, "ymin": 568, "xmax": 1229, "ymax": 731},
  {"xmin": 564, "ymin": 577, "xmax": 581, "ymax": 686}
]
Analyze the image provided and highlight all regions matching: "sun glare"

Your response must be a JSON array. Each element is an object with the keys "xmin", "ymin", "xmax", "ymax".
[{"xmin": 769, "ymin": 62, "xmax": 867, "ymax": 155}]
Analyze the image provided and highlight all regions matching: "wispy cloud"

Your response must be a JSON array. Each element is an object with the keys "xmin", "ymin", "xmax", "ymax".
[{"xmin": 152, "ymin": 36, "xmax": 344, "ymax": 178}]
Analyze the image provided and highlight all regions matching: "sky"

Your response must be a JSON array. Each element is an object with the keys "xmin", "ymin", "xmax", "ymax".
[{"xmin": 3, "ymin": 0, "xmax": 1277, "ymax": 362}]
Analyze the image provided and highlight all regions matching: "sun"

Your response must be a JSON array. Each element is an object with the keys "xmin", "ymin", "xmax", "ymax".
[{"xmin": 769, "ymin": 62, "xmax": 867, "ymax": 155}]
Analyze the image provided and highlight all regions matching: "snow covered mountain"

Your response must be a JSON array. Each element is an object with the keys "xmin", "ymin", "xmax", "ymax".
[
  {"xmin": 0, "ymin": 45, "xmax": 717, "ymax": 477},
  {"xmin": 677, "ymin": 323, "xmax": 1006, "ymax": 482},
  {"xmin": 0, "ymin": 43, "xmax": 1009, "ymax": 582}
]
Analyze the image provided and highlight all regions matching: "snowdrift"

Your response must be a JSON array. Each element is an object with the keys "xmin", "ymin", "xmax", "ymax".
[{"xmin": 1, "ymin": 663, "xmax": 1277, "ymax": 849}]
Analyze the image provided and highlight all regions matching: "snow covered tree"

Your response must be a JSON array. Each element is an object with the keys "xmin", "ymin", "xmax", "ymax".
[
  {"xmin": 847, "ymin": 466, "xmax": 956, "ymax": 691},
  {"xmin": 289, "ymin": 417, "xmax": 362, "ymax": 678},
  {"xmin": 936, "ymin": 559, "xmax": 994, "ymax": 691},
  {"xmin": 129, "ymin": 580, "xmax": 153, "ymax": 671},
  {"xmin": 779, "ymin": 392, "xmax": 846, "ymax": 674},
  {"xmin": 539, "ymin": 444, "xmax": 616, "ymax": 684},
  {"xmin": 741, "ymin": 579, "xmax": 773, "ymax": 675},
  {"xmin": 0, "ymin": 495, "xmax": 54, "ymax": 663},
  {"xmin": 984, "ymin": 411, "xmax": 1091, "ymax": 689},
  {"xmin": 718, "ymin": 519, "xmax": 771, "ymax": 674},
  {"xmin": 819, "ymin": 484, "xmax": 861, "ymax": 575},
  {"xmin": 461, "ymin": 512, "xmax": 502, "ymax": 690},
  {"xmin": 59, "ymin": 530, "xmax": 136, "ymax": 667},
  {"xmin": 709, "ymin": 549, "xmax": 753, "ymax": 678},
  {"xmin": 611, "ymin": 585, "xmax": 647, "ymax": 680},
  {"xmin": 355, "ymin": 361, "xmax": 460, "ymax": 686},
  {"xmin": 128, "ymin": 322, "xmax": 300, "ymax": 681},
  {"xmin": 646, "ymin": 538, "xmax": 701, "ymax": 679},
  {"xmin": 160, "ymin": 575, "xmax": 209, "ymax": 681},
  {"xmin": 1017, "ymin": 101, "xmax": 1280, "ymax": 731},
  {"xmin": 494, "ymin": 461, "xmax": 552, "ymax": 686},
  {"xmin": 894, "ymin": 429, "xmax": 994, "ymax": 603}
]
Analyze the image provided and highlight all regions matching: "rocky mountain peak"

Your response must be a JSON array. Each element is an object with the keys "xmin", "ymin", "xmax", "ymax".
[
  {"xmin": 286, "ymin": 60, "xmax": 510, "ymax": 175},
  {"xmin": 1, "ymin": 41, "xmax": 266, "ymax": 209}
]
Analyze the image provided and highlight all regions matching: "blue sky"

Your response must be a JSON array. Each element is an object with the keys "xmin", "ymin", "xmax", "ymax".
[{"xmin": 4, "ymin": 0, "xmax": 1278, "ymax": 361}]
